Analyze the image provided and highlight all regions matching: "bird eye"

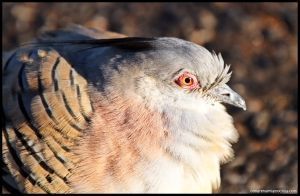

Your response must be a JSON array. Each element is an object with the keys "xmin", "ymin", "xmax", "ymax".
[{"xmin": 175, "ymin": 72, "xmax": 200, "ymax": 89}]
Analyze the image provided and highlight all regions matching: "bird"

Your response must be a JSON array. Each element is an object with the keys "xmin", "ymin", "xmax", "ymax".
[{"xmin": 2, "ymin": 25, "xmax": 246, "ymax": 193}]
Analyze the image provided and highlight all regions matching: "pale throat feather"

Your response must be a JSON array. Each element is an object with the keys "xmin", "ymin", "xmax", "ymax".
[{"xmin": 161, "ymin": 102, "xmax": 239, "ymax": 192}]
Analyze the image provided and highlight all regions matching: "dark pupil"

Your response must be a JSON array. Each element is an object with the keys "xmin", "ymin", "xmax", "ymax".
[{"xmin": 184, "ymin": 77, "xmax": 192, "ymax": 84}]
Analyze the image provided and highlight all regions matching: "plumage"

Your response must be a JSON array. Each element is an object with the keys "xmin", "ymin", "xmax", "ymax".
[{"xmin": 2, "ymin": 25, "xmax": 246, "ymax": 193}]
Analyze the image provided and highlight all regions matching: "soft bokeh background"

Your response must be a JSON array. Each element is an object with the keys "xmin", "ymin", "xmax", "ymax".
[{"xmin": 2, "ymin": 2, "xmax": 298, "ymax": 193}]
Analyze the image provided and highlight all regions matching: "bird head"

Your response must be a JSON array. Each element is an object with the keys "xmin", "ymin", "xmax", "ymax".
[{"xmin": 75, "ymin": 37, "xmax": 246, "ymax": 112}]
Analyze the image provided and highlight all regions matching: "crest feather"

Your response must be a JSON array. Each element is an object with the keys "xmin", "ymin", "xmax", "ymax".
[{"xmin": 209, "ymin": 51, "xmax": 232, "ymax": 89}]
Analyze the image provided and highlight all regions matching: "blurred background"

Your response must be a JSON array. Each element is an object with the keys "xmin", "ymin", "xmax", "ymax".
[{"xmin": 2, "ymin": 2, "xmax": 298, "ymax": 193}]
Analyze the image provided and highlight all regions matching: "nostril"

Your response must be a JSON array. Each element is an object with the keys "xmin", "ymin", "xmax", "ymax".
[{"xmin": 223, "ymin": 93, "xmax": 230, "ymax": 97}]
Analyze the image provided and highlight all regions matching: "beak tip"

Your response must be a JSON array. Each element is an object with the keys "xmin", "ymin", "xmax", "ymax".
[{"xmin": 239, "ymin": 99, "xmax": 247, "ymax": 111}]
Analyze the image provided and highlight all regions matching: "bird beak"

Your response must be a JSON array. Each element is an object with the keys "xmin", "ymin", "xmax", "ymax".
[{"xmin": 210, "ymin": 84, "xmax": 246, "ymax": 110}]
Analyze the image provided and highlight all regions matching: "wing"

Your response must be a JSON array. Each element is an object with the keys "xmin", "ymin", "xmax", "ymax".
[{"xmin": 2, "ymin": 26, "xmax": 126, "ymax": 193}]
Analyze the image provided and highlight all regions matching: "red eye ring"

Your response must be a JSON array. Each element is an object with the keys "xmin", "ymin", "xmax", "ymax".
[{"xmin": 175, "ymin": 72, "xmax": 200, "ymax": 89}]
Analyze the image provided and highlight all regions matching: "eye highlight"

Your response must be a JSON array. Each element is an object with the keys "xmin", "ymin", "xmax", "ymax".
[{"xmin": 175, "ymin": 72, "xmax": 200, "ymax": 89}]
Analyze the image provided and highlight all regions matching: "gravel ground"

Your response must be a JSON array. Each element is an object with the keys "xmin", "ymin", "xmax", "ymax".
[{"xmin": 2, "ymin": 2, "xmax": 298, "ymax": 193}]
